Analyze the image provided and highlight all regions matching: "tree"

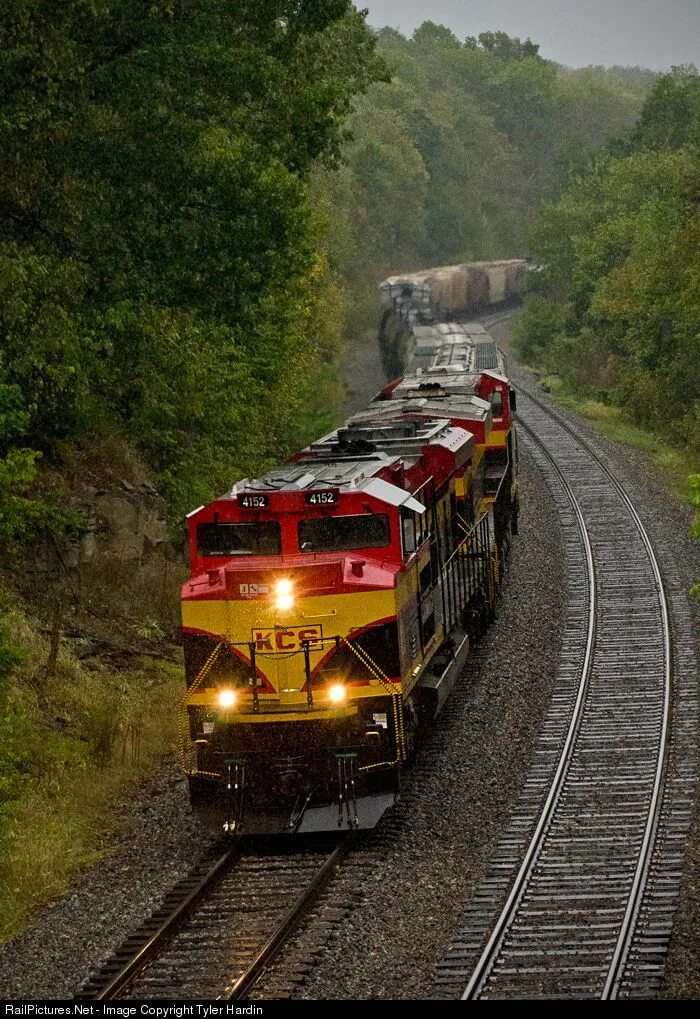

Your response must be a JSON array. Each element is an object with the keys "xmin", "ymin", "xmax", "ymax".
[
  {"xmin": 515, "ymin": 66, "xmax": 700, "ymax": 457},
  {"xmin": 0, "ymin": 2, "xmax": 386, "ymax": 517},
  {"xmin": 465, "ymin": 31, "xmax": 540, "ymax": 62},
  {"xmin": 633, "ymin": 65, "xmax": 700, "ymax": 150}
]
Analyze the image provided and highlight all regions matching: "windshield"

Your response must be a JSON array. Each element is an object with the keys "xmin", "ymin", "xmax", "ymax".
[
  {"xmin": 197, "ymin": 521, "xmax": 281, "ymax": 557},
  {"xmin": 298, "ymin": 514, "xmax": 390, "ymax": 553}
]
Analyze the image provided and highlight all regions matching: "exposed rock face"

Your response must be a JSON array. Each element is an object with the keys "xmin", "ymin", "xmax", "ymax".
[{"xmin": 75, "ymin": 481, "xmax": 168, "ymax": 563}]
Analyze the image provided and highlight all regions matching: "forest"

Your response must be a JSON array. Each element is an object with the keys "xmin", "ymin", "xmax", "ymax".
[
  {"xmin": 514, "ymin": 62, "xmax": 700, "ymax": 551},
  {"xmin": 0, "ymin": 2, "xmax": 696, "ymax": 934},
  {"xmin": 515, "ymin": 66, "xmax": 700, "ymax": 466},
  {"xmin": 0, "ymin": 10, "xmax": 653, "ymax": 540}
]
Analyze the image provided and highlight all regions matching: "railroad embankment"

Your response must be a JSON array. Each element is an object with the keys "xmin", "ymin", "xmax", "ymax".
[{"xmin": 0, "ymin": 438, "xmax": 185, "ymax": 942}]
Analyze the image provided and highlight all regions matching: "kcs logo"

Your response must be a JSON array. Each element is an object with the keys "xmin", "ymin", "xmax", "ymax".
[{"xmin": 252, "ymin": 625, "xmax": 323, "ymax": 653}]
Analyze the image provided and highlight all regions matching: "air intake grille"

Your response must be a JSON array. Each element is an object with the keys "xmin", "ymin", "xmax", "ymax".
[{"xmin": 475, "ymin": 343, "xmax": 499, "ymax": 370}]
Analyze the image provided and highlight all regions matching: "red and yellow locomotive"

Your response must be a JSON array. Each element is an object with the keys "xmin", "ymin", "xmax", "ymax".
[{"xmin": 180, "ymin": 320, "xmax": 518, "ymax": 835}]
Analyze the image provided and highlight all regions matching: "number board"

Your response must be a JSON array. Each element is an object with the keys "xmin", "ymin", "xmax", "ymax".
[
  {"xmin": 305, "ymin": 491, "xmax": 338, "ymax": 506},
  {"xmin": 238, "ymin": 494, "xmax": 269, "ymax": 509}
]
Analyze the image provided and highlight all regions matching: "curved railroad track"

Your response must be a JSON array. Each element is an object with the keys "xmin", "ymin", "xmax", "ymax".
[
  {"xmin": 435, "ymin": 385, "xmax": 682, "ymax": 999},
  {"xmin": 79, "ymin": 835, "xmax": 350, "ymax": 1000}
]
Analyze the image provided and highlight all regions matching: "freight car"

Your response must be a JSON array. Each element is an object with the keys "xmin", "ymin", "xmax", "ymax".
[
  {"xmin": 379, "ymin": 259, "xmax": 527, "ymax": 378},
  {"xmin": 179, "ymin": 277, "xmax": 519, "ymax": 837}
]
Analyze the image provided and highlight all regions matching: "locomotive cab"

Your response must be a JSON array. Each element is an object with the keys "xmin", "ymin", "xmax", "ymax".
[{"xmin": 182, "ymin": 456, "xmax": 427, "ymax": 833}]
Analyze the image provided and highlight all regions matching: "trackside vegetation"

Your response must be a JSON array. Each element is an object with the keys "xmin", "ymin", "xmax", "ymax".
[
  {"xmin": 513, "ymin": 66, "xmax": 700, "ymax": 588},
  {"xmin": 0, "ymin": 0, "xmax": 386, "ymax": 939},
  {"xmin": 316, "ymin": 25, "xmax": 651, "ymax": 343}
]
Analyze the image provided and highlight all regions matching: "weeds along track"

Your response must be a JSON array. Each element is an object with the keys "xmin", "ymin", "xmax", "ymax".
[
  {"xmin": 78, "ymin": 835, "xmax": 350, "ymax": 1000},
  {"xmin": 434, "ymin": 387, "xmax": 696, "ymax": 999}
]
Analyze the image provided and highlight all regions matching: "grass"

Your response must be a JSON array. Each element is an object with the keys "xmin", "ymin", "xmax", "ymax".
[
  {"xmin": 0, "ymin": 602, "xmax": 185, "ymax": 943},
  {"xmin": 0, "ymin": 432, "xmax": 192, "ymax": 943},
  {"xmin": 540, "ymin": 374, "xmax": 699, "ymax": 498}
]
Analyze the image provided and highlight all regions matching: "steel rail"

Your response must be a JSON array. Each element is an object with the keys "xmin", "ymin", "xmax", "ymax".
[
  {"xmin": 225, "ymin": 835, "xmax": 352, "ymax": 1000},
  {"xmin": 438, "ymin": 310, "xmax": 674, "ymax": 999},
  {"xmin": 86, "ymin": 846, "xmax": 237, "ymax": 1000},
  {"xmin": 517, "ymin": 388, "xmax": 672, "ymax": 999},
  {"xmin": 81, "ymin": 836, "xmax": 351, "ymax": 1001},
  {"xmin": 462, "ymin": 417, "xmax": 597, "ymax": 999}
]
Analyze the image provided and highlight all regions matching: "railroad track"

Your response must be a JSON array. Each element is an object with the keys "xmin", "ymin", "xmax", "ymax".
[
  {"xmin": 434, "ymin": 386, "xmax": 687, "ymax": 999},
  {"xmin": 79, "ymin": 835, "xmax": 350, "ymax": 1000}
]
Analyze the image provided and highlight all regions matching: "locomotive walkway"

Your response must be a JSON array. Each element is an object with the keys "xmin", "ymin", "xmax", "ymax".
[{"xmin": 434, "ymin": 386, "xmax": 696, "ymax": 999}]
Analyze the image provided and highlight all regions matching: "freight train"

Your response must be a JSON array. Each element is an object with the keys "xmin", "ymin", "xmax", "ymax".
[
  {"xmin": 180, "ymin": 260, "xmax": 522, "ymax": 835},
  {"xmin": 379, "ymin": 259, "xmax": 527, "ymax": 378}
]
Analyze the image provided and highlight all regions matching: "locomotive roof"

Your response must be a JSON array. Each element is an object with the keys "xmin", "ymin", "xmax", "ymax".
[
  {"xmin": 410, "ymin": 322, "xmax": 504, "ymax": 374},
  {"xmin": 218, "ymin": 324, "xmax": 506, "ymax": 504},
  {"xmin": 394, "ymin": 368, "xmax": 484, "ymax": 399},
  {"xmin": 227, "ymin": 416, "xmax": 474, "ymax": 497},
  {"xmin": 230, "ymin": 455, "xmax": 398, "ymax": 494},
  {"xmin": 362, "ymin": 392, "xmax": 492, "ymax": 426}
]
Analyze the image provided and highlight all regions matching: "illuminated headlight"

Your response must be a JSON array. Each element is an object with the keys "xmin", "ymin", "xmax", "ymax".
[
  {"xmin": 275, "ymin": 578, "xmax": 294, "ymax": 612},
  {"xmin": 218, "ymin": 689, "xmax": 237, "ymax": 709},
  {"xmin": 328, "ymin": 684, "xmax": 347, "ymax": 704}
]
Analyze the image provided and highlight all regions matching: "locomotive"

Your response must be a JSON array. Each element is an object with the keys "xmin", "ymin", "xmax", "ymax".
[{"xmin": 179, "ymin": 261, "xmax": 521, "ymax": 835}]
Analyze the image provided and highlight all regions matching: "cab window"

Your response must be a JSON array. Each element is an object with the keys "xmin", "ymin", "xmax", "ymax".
[
  {"xmin": 298, "ymin": 514, "xmax": 390, "ymax": 553},
  {"xmin": 401, "ymin": 508, "xmax": 417, "ymax": 555},
  {"xmin": 197, "ymin": 521, "xmax": 281, "ymax": 556}
]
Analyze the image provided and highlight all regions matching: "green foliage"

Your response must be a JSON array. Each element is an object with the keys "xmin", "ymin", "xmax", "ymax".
[
  {"xmin": 320, "ymin": 22, "xmax": 650, "ymax": 350},
  {"xmin": 513, "ymin": 294, "xmax": 568, "ymax": 363},
  {"xmin": 516, "ymin": 66, "xmax": 700, "ymax": 455},
  {"xmin": 0, "ymin": 623, "xmax": 185, "ymax": 938},
  {"xmin": 0, "ymin": 2, "xmax": 385, "ymax": 520},
  {"xmin": 633, "ymin": 65, "xmax": 700, "ymax": 150},
  {"xmin": 0, "ymin": 613, "xmax": 23, "ymax": 694},
  {"xmin": 465, "ymin": 32, "xmax": 541, "ymax": 62},
  {"xmin": 0, "ymin": 376, "xmax": 46, "ymax": 544},
  {"xmin": 0, "ymin": 373, "xmax": 85, "ymax": 545},
  {"xmin": 689, "ymin": 475, "xmax": 700, "ymax": 541},
  {"xmin": 0, "ymin": 12, "xmax": 654, "ymax": 517},
  {"xmin": 0, "ymin": 602, "xmax": 28, "ymax": 812}
]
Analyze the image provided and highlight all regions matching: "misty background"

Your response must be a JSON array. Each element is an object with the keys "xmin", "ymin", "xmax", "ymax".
[{"xmin": 365, "ymin": 0, "xmax": 700, "ymax": 70}]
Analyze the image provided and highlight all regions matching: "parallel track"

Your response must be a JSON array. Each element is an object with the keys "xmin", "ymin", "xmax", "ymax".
[
  {"xmin": 80, "ymin": 837, "xmax": 350, "ymax": 1000},
  {"xmin": 436, "ymin": 386, "xmax": 674, "ymax": 999}
]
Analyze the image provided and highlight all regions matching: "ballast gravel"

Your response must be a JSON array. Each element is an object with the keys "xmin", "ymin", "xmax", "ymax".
[
  {"xmin": 1, "ymin": 313, "xmax": 697, "ymax": 1000},
  {"xmin": 499, "ymin": 319, "xmax": 700, "ymax": 1001},
  {"xmin": 295, "ymin": 315, "xmax": 700, "ymax": 1000},
  {"xmin": 295, "ymin": 442, "xmax": 566, "ymax": 1000}
]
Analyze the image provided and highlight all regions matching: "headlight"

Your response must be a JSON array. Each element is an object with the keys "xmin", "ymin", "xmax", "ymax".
[
  {"xmin": 328, "ymin": 683, "xmax": 347, "ymax": 704},
  {"xmin": 218, "ymin": 688, "xmax": 237, "ymax": 709},
  {"xmin": 275, "ymin": 578, "xmax": 294, "ymax": 612}
]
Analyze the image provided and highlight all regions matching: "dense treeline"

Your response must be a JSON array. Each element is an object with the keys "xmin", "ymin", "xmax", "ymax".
[
  {"xmin": 0, "ymin": 12, "xmax": 651, "ymax": 545},
  {"xmin": 0, "ymin": 9, "xmax": 671, "ymax": 931},
  {"xmin": 0, "ymin": 1, "xmax": 385, "ymax": 538},
  {"xmin": 316, "ymin": 24, "xmax": 650, "ymax": 334},
  {"xmin": 515, "ymin": 66, "xmax": 700, "ymax": 457},
  {"xmin": 0, "ymin": 2, "xmax": 386, "ymax": 924}
]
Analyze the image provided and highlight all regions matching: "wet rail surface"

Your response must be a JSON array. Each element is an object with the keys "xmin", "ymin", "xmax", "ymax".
[
  {"xmin": 434, "ymin": 387, "xmax": 695, "ymax": 999},
  {"xmin": 79, "ymin": 836, "xmax": 350, "ymax": 1000}
]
